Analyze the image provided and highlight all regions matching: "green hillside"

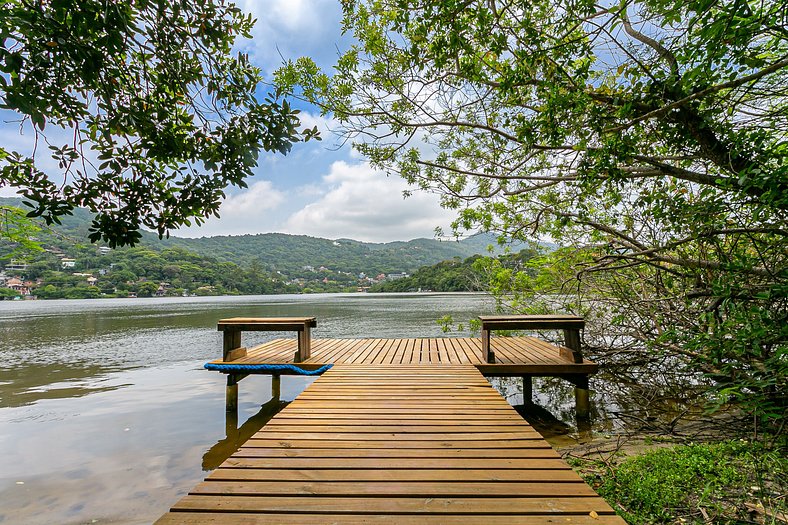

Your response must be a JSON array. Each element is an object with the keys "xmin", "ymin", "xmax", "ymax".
[{"xmin": 0, "ymin": 197, "xmax": 511, "ymax": 275}]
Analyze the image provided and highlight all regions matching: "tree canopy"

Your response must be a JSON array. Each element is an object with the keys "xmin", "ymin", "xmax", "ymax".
[
  {"xmin": 0, "ymin": 0, "xmax": 317, "ymax": 247},
  {"xmin": 278, "ymin": 0, "xmax": 787, "ymax": 425}
]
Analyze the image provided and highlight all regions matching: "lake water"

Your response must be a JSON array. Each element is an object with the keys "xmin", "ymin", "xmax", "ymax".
[
  {"xmin": 0, "ymin": 293, "xmax": 506, "ymax": 524},
  {"xmin": 0, "ymin": 292, "xmax": 699, "ymax": 524}
]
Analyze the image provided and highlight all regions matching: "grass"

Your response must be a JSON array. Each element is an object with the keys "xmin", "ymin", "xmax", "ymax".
[{"xmin": 575, "ymin": 439, "xmax": 787, "ymax": 524}]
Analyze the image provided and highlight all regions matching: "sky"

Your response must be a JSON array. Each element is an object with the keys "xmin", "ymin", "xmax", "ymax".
[{"xmin": 0, "ymin": 1, "xmax": 457, "ymax": 243}]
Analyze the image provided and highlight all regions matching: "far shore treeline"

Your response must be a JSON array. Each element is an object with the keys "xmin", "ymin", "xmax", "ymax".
[{"xmin": 0, "ymin": 197, "xmax": 537, "ymax": 299}]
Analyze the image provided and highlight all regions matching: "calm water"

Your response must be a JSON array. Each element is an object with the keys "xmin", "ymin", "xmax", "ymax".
[
  {"xmin": 0, "ymin": 293, "xmax": 700, "ymax": 524},
  {"xmin": 0, "ymin": 293, "xmax": 506, "ymax": 524}
]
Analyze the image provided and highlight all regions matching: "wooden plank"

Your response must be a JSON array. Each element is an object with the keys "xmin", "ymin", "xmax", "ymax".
[
  {"xmin": 207, "ymin": 467, "xmax": 575, "ymax": 481},
  {"xmin": 156, "ymin": 513, "xmax": 630, "ymax": 525},
  {"xmin": 190, "ymin": 480, "xmax": 598, "ymax": 497},
  {"xmin": 218, "ymin": 317, "xmax": 317, "ymax": 327},
  {"xmin": 231, "ymin": 448, "xmax": 558, "ymax": 458},
  {"xmin": 220, "ymin": 457, "xmax": 568, "ymax": 469},
  {"xmin": 478, "ymin": 314, "xmax": 585, "ymax": 331},
  {"xmin": 170, "ymin": 495, "xmax": 617, "ymax": 514},
  {"xmin": 240, "ymin": 439, "xmax": 548, "ymax": 449},
  {"xmin": 159, "ymin": 363, "xmax": 623, "ymax": 524}
]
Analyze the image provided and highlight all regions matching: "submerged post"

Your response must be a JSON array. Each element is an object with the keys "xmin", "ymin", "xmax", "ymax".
[
  {"xmin": 570, "ymin": 374, "xmax": 591, "ymax": 419},
  {"xmin": 226, "ymin": 374, "xmax": 239, "ymax": 413},
  {"xmin": 522, "ymin": 375, "xmax": 533, "ymax": 404},
  {"xmin": 271, "ymin": 374, "xmax": 281, "ymax": 401}
]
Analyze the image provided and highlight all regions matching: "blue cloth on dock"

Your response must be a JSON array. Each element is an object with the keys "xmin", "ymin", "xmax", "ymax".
[{"xmin": 204, "ymin": 363, "xmax": 332, "ymax": 375}]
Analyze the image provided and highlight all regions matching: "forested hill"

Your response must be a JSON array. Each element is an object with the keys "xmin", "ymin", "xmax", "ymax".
[{"xmin": 0, "ymin": 197, "xmax": 511, "ymax": 275}]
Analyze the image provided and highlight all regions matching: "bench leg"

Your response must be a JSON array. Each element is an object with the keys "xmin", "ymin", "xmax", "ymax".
[
  {"xmin": 562, "ymin": 328, "xmax": 583, "ymax": 363},
  {"xmin": 482, "ymin": 328, "xmax": 495, "ymax": 363},
  {"xmin": 296, "ymin": 326, "xmax": 311, "ymax": 363},
  {"xmin": 223, "ymin": 330, "xmax": 242, "ymax": 361}
]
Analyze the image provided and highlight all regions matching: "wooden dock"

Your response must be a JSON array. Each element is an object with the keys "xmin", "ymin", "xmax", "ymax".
[
  {"xmin": 210, "ymin": 336, "xmax": 598, "ymax": 376},
  {"xmin": 157, "ymin": 364, "xmax": 624, "ymax": 524}
]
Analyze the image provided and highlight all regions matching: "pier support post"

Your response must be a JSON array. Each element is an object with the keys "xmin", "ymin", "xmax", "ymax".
[
  {"xmin": 271, "ymin": 374, "xmax": 281, "ymax": 402},
  {"xmin": 570, "ymin": 375, "xmax": 591, "ymax": 420},
  {"xmin": 225, "ymin": 403, "xmax": 239, "ymax": 437},
  {"xmin": 521, "ymin": 375, "xmax": 533, "ymax": 404},
  {"xmin": 226, "ymin": 374, "xmax": 239, "ymax": 413}
]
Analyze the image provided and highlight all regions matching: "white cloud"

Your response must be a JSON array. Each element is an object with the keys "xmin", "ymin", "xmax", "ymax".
[
  {"xmin": 296, "ymin": 111, "xmax": 339, "ymax": 135},
  {"xmin": 174, "ymin": 179, "xmax": 285, "ymax": 237},
  {"xmin": 235, "ymin": 0, "xmax": 348, "ymax": 76},
  {"xmin": 284, "ymin": 161, "xmax": 456, "ymax": 242},
  {"xmin": 268, "ymin": 0, "xmax": 319, "ymax": 32}
]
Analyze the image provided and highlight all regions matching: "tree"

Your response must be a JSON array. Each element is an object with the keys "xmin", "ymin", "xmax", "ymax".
[
  {"xmin": 0, "ymin": 0, "xmax": 318, "ymax": 247},
  {"xmin": 0, "ymin": 205, "xmax": 44, "ymax": 260},
  {"xmin": 278, "ymin": 0, "xmax": 787, "ymax": 425}
]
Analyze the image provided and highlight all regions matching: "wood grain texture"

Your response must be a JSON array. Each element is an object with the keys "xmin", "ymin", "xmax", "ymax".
[
  {"xmin": 156, "ymin": 364, "xmax": 624, "ymax": 524},
  {"xmin": 209, "ymin": 336, "xmax": 598, "ymax": 376}
]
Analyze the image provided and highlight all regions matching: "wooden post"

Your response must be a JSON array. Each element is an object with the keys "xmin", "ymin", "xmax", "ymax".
[
  {"xmin": 296, "ymin": 323, "xmax": 311, "ymax": 362},
  {"xmin": 222, "ymin": 329, "xmax": 242, "ymax": 361},
  {"xmin": 522, "ymin": 375, "xmax": 533, "ymax": 404},
  {"xmin": 271, "ymin": 374, "xmax": 281, "ymax": 402},
  {"xmin": 572, "ymin": 375, "xmax": 591, "ymax": 420},
  {"xmin": 226, "ymin": 374, "xmax": 239, "ymax": 413},
  {"xmin": 481, "ymin": 327, "xmax": 495, "ymax": 363},
  {"xmin": 225, "ymin": 402, "xmax": 239, "ymax": 438},
  {"xmin": 562, "ymin": 328, "xmax": 584, "ymax": 363}
]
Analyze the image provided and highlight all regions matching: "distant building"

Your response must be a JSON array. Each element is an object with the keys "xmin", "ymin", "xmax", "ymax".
[
  {"xmin": 6, "ymin": 277, "xmax": 30, "ymax": 295},
  {"xmin": 387, "ymin": 272, "xmax": 409, "ymax": 280},
  {"xmin": 4, "ymin": 260, "xmax": 28, "ymax": 271},
  {"xmin": 61, "ymin": 258, "xmax": 76, "ymax": 268},
  {"xmin": 98, "ymin": 246, "xmax": 112, "ymax": 255}
]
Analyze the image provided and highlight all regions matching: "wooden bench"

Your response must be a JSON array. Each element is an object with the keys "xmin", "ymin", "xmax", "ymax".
[
  {"xmin": 479, "ymin": 314, "xmax": 585, "ymax": 364},
  {"xmin": 217, "ymin": 317, "xmax": 317, "ymax": 363}
]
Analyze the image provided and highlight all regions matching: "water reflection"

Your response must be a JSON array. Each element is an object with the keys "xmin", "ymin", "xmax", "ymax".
[{"xmin": 203, "ymin": 395, "xmax": 289, "ymax": 471}]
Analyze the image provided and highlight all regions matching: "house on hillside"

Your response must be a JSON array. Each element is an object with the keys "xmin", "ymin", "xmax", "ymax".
[
  {"xmin": 6, "ymin": 277, "xmax": 30, "ymax": 296},
  {"xmin": 61, "ymin": 258, "xmax": 76, "ymax": 269}
]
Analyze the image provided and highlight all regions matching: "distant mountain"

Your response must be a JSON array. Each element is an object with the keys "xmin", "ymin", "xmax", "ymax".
[
  {"xmin": 154, "ymin": 232, "xmax": 500, "ymax": 274},
  {"xmin": 0, "ymin": 197, "xmax": 531, "ymax": 275}
]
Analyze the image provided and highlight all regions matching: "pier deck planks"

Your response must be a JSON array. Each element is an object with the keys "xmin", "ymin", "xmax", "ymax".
[
  {"xmin": 211, "ymin": 336, "xmax": 597, "ymax": 375},
  {"xmin": 156, "ymin": 365, "xmax": 624, "ymax": 524}
]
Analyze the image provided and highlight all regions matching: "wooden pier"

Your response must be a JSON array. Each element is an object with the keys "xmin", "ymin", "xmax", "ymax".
[
  {"xmin": 213, "ymin": 315, "xmax": 596, "ymax": 417},
  {"xmin": 157, "ymin": 364, "xmax": 623, "ymax": 524},
  {"xmin": 156, "ymin": 316, "xmax": 623, "ymax": 524}
]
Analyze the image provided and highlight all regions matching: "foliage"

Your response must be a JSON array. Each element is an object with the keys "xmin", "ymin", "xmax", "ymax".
[
  {"xmin": 0, "ymin": 205, "xmax": 44, "ymax": 260},
  {"xmin": 0, "ymin": 0, "xmax": 318, "ymax": 247},
  {"xmin": 279, "ymin": 0, "xmax": 788, "ymax": 429},
  {"xmin": 370, "ymin": 249, "xmax": 539, "ymax": 292},
  {"xmin": 584, "ymin": 440, "xmax": 787, "ymax": 524},
  {"xmin": 0, "ymin": 286, "xmax": 20, "ymax": 299}
]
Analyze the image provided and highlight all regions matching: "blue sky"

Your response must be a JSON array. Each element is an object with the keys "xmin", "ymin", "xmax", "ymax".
[{"xmin": 0, "ymin": 1, "xmax": 457, "ymax": 243}]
